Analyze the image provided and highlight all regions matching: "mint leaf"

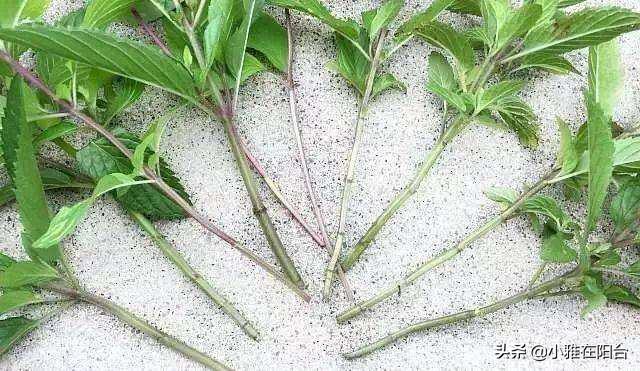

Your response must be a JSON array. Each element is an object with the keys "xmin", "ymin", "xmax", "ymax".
[
  {"xmin": 0, "ymin": 25, "xmax": 198, "ymax": 102},
  {"xmin": 505, "ymin": 7, "xmax": 640, "ymax": 62},
  {"xmin": 1, "ymin": 78, "xmax": 61, "ymax": 263},
  {"xmin": 397, "ymin": 0, "xmax": 454, "ymax": 38},
  {"xmin": 540, "ymin": 233, "xmax": 577, "ymax": 263},
  {"xmin": 610, "ymin": 179, "xmax": 640, "ymax": 234},
  {"xmin": 585, "ymin": 93, "xmax": 614, "ymax": 232},
  {"xmin": 426, "ymin": 52, "xmax": 467, "ymax": 112},
  {"xmin": 415, "ymin": 21, "xmax": 476, "ymax": 73},
  {"xmin": 556, "ymin": 118, "xmax": 579, "ymax": 177},
  {"xmin": 604, "ymin": 285, "xmax": 640, "ymax": 308},
  {"xmin": 247, "ymin": 14, "xmax": 288, "ymax": 72},
  {"xmin": 0, "ymin": 317, "xmax": 40, "ymax": 356},
  {"xmin": 76, "ymin": 129, "xmax": 192, "ymax": 220},
  {"xmin": 588, "ymin": 39, "xmax": 623, "ymax": 120},
  {"xmin": 0, "ymin": 261, "xmax": 59, "ymax": 288},
  {"xmin": 0, "ymin": 290, "xmax": 43, "ymax": 315}
]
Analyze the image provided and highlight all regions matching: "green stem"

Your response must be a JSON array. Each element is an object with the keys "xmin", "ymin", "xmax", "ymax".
[
  {"xmin": 527, "ymin": 262, "xmax": 547, "ymax": 289},
  {"xmin": 344, "ymin": 273, "xmax": 573, "ymax": 359},
  {"xmin": 342, "ymin": 116, "xmax": 465, "ymax": 270},
  {"xmin": 323, "ymin": 29, "xmax": 388, "ymax": 300},
  {"xmin": 221, "ymin": 117, "xmax": 304, "ymax": 288},
  {"xmin": 336, "ymin": 172, "xmax": 555, "ymax": 322},
  {"xmin": 46, "ymin": 282, "xmax": 232, "ymax": 371},
  {"xmin": 129, "ymin": 211, "xmax": 259, "ymax": 340}
]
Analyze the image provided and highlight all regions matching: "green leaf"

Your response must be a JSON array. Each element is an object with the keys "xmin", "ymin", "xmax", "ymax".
[
  {"xmin": 474, "ymin": 80, "xmax": 524, "ymax": 115},
  {"xmin": 33, "ymin": 120, "xmax": 77, "ymax": 148},
  {"xmin": 0, "ymin": 253, "xmax": 15, "ymax": 271},
  {"xmin": 484, "ymin": 186, "xmax": 518, "ymax": 209},
  {"xmin": 247, "ymin": 14, "xmax": 288, "ymax": 72},
  {"xmin": 103, "ymin": 78, "xmax": 145, "ymax": 126},
  {"xmin": 513, "ymin": 53, "xmax": 578, "ymax": 75},
  {"xmin": 426, "ymin": 52, "xmax": 467, "ymax": 112},
  {"xmin": 604, "ymin": 285, "xmax": 640, "ymax": 308},
  {"xmin": 371, "ymin": 73, "xmax": 405, "ymax": 99},
  {"xmin": 449, "ymin": 0, "xmax": 481, "ymax": 16},
  {"xmin": 204, "ymin": 0, "xmax": 235, "ymax": 69},
  {"xmin": 366, "ymin": 0, "xmax": 404, "ymax": 39},
  {"xmin": 556, "ymin": 118, "xmax": 579, "ymax": 176},
  {"xmin": 0, "ymin": 25, "xmax": 198, "ymax": 102},
  {"xmin": 415, "ymin": 21, "xmax": 476, "ymax": 73},
  {"xmin": 267, "ymin": 0, "xmax": 360, "ymax": 42},
  {"xmin": 479, "ymin": 0, "xmax": 510, "ymax": 45},
  {"xmin": 581, "ymin": 275, "xmax": 607, "ymax": 317},
  {"xmin": 610, "ymin": 179, "xmax": 640, "ymax": 234},
  {"xmin": 594, "ymin": 249, "xmax": 621, "ymax": 267},
  {"xmin": 588, "ymin": 39, "xmax": 623, "ymax": 120},
  {"xmin": 493, "ymin": 96, "xmax": 539, "ymax": 148},
  {"xmin": 327, "ymin": 33, "xmax": 369, "ymax": 95},
  {"xmin": 505, "ymin": 7, "xmax": 640, "ymax": 62},
  {"xmin": 1, "ymin": 78, "xmax": 60, "ymax": 263},
  {"xmin": 495, "ymin": 3, "xmax": 542, "ymax": 51},
  {"xmin": 0, "ymin": 317, "xmax": 40, "ymax": 356},
  {"xmin": 76, "ymin": 129, "xmax": 192, "ymax": 220},
  {"xmin": 540, "ymin": 233, "xmax": 576, "ymax": 263},
  {"xmin": 31, "ymin": 200, "xmax": 91, "ymax": 251},
  {"xmin": 558, "ymin": 0, "xmax": 586, "ymax": 8},
  {"xmin": 0, "ymin": 0, "xmax": 50, "ymax": 28},
  {"xmin": 33, "ymin": 173, "xmax": 150, "ymax": 251},
  {"xmin": 0, "ymin": 290, "xmax": 43, "ymax": 315},
  {"xmin": 554, "ymin": 137, "xmax": 640, "ymax": 182},
  {"xmin": 225, "ymin": 0, "xmax": 264, "ymax": 85},
  {"xmin": 522, "ymin": 195, "xmax": 572, "ymax": 232},
  {"xmin": 585, "ymin": 93, "xmax": 614, "ymax": 232},
  {"xmin": 0, "ymin": 261, "xmax": 59, "ymax": 288},
  {"xmin": 627, "ymin": 260, "xmax": 640, "ymax": 278},
  {"xmin": 82, "ymin": 0, "xmax": 141, "ymax": 29},
  {"xmin": 397, "ymin": 0, "xmax": 454, "ymax": 37}
]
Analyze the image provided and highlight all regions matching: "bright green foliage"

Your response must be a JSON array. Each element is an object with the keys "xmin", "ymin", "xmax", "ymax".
[
  {"xmin": 507, "ymin": 7, "xmax": 640, "ymax": 62},
  {"xmin": 82, "ymin": 0, "xmax": 141, "ymax": 28},
  {"xmin": 0, "ymin": 261, "xmax": 59, "ymax": 288},
  {"xmin": 33, "ymin": 173, "xmax": 151, "ymax": 251},
  {"xmin": 585, "ymin": 94, "xmax": 614, "ymax": 232},
  {"xmin": 540, "ymin": 232, "xmax": 576, "ymax": 263},
  {"xmin": 76, "ymin": 129, "xmax": 192, "ymax": 220},
  {"xmin": 0, "ymin": 317, "xmax": 41, "ymax": 356},
  {"xmin": 268, "ymin": 0, "xmax": 360, "ymax": 41},
  {"xmin": 610, "ymin": 179, "xmax": 640, "ymax": 235},
  {"xmin": 1, "ymin": 78, "xmax": 61, "ymax": 263},
  {"xmin": 0, "ymin": 25, "xmax": 198, "ymax": 101},
  {"xmin": 588, "ymin": 40, "xmax": 623, "ymax": 120},
  {"xmin": 0, "ymin": 290, "xmax": 43, "ymax": 315}
]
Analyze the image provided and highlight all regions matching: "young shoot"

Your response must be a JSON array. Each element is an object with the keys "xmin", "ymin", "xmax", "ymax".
[
  {"xmin": 334, "ymin": 0, "xmax": 640, "ymax": 320},
  {"xmin": 344, "ymin": 39, "xmax": 640, "ymax": 359},
  {"xmin": 0, "ymin": 0, "xmax": 314, "ymax": 294}
]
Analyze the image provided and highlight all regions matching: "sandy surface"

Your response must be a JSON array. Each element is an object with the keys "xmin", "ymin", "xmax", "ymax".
[{"xmin": 1, "ymin": 0, "xmax": 640, "ymax": 370}]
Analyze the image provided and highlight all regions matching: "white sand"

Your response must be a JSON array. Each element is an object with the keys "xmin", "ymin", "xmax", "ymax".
[{"xmin": 1, "ymin": 0, "xmax": 640, "ymax": 370}]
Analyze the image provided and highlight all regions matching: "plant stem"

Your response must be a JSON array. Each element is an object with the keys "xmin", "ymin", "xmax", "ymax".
[
  {"xmin": 129, "ymin": 211, "xmax": 259, "ymax": 340},
  {"xmin": 221, "ymin": 117, "xmax": 305, "ymax": 288},
  {"xmin": 131, "ymin": 8, "xmax": 172, "ymax": 56},
  {"xmin": 133, "ymin": 10, "xmax": 318, "ymax": 246},
  {"xmin": 342, "ymin": 116, "xmax": 466, "ymax": 270},
  {"xmin": 283, "ymin": 9, "xmax": 355, "ymax": 301},
  {"xmin": 323, "ymin": 30, "xmax": 388, "ymax": 300},
  {"xmin": 336, "ymin": 171, "xmax": 556, "ymax": 322},
  {"xmin": 527, "ymin": 262, "xmax": 547, "ymax": 289},
  {"xmin": 343, "ymin": 273, "xmax": 573, "ymax": 359},
  {"xmin": 0, "ymin": 50, "xmax": 310, "ymax": 301},
  {"xmin": 235, "ymin": 131, "xmax": 324, "ymax": 247},
  {"xmin": 45, "ymin": 282, "xmax": 232, "ymax": 370}
]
